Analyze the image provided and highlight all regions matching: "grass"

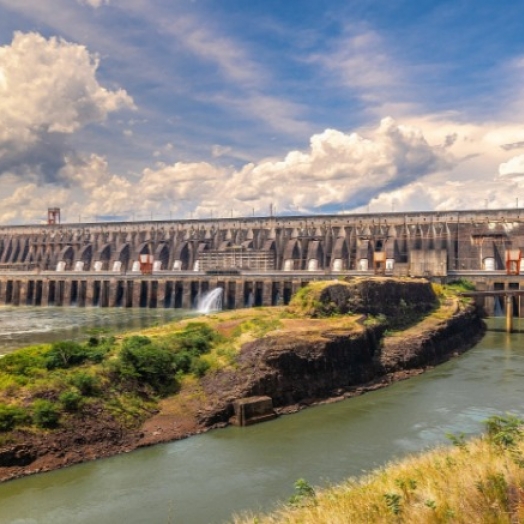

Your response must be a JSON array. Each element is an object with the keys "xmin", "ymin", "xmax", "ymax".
[{"xmin": 232, "ymin": 415, "xmax": 524, "ymax": 524}]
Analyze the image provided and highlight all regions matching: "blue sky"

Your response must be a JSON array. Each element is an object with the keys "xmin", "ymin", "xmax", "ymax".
[{"xmin": 1, "ymin": 0, "xmax": 524, "ymax": 223}]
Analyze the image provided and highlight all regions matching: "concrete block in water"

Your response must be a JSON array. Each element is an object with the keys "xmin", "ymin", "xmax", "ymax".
[{"xmin": 231, "ymin": 396, "xmax": 277, "ymax": 426}]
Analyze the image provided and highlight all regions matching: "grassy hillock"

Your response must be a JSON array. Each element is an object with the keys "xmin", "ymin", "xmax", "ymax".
[
  {"xmin": 233, "ymin": 414, "xmax": 524, "ymax": 524},
  {"xmin": 0, "ymin": 278, "xmax": 475, "ymax": 444}
]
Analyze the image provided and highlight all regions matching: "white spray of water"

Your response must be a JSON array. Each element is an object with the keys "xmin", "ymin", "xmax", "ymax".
[{"xmin": 197, "ymin": 288, "xmax": 223, "ymax": 314}]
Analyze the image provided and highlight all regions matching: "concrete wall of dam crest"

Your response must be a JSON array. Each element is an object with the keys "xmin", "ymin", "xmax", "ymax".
[{"xmin": 2, "ymin": 208, "xmax": 524, "ymax": 275}]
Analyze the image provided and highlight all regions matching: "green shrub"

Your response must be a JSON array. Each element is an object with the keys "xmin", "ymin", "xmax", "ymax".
[
  {"xmin": 0, "ymin": 403, "xmax": 31, "ymax": 432},
  {"xmin": 190, "ymin": 358, "xmax": 210, "ymax": 377},
  {"xmin": 69, "ymin": 372, "xmax": 100, "ymax": 396},
  {"xmin": 33, "ymin": 400, "xmax": 60, "ymax": 428},
  {"xmin": 172, "ymin": 350, "xmax": 193, "ymax": 374},
  {"xmin": 0, "ymin": 347, "xmax": 47, "ymax": 375},
  {"xmin": 173, "ymin": 323, "xmax": 217, "ymax": 355},
  {"xmin": 485, "ymin": 414, "xmax": 523, "ymax": 449},
  {"xmin": 45, "ymin": 341, "xmax": 90, "ymax": 369},
  {"xmin": 447, "ymin": 278, "xmax": 476, "ymax": 292},
  {"xmin": 118, "ymin": 336, "xmax": 177, "ymax": 393},
  {"xmin": 59, "ymin": 390, "xmax": 83, "ymax": 412}
]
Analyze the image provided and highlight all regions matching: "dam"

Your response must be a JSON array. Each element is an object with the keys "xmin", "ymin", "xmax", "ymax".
[{"xmin": 1, "ymin": 207, "xmax": 524, "ymax": 315}]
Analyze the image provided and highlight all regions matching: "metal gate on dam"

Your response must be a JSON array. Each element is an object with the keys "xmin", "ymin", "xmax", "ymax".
[{"xmin": 2, "ymin": 208, "xmax": 524, "ymax": 314}]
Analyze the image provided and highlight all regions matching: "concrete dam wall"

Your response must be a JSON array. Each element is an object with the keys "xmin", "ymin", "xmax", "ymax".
[{"xmin": 2, "ymin": 208, "xmax": 524, "ymax": 313}]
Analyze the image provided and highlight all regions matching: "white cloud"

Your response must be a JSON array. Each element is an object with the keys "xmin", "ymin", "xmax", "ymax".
[
  {"xmin": 499, "ymin": 154, "xmax": 524, "ymax": 177},
  {"xmin": 5, "ymin": 113, "xmax": 524, "ymax": 224},
  {"xmin": 0, "ymin": 31, "xmax": 134, "ymax": 181},
  {"xmin": 1, "ymin": 117, "xmax": 452, "ymax": 222}
]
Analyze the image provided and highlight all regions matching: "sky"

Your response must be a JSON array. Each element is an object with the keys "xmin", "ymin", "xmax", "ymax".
[{"xmin": 1, "ymin": 0, "xmax": 524, "ymax": 224}]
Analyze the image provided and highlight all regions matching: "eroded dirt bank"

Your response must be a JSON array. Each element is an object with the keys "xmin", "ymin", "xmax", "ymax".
[{"xmin": 0, "ymin": 280, "xmax": 485, "ymax": 482}]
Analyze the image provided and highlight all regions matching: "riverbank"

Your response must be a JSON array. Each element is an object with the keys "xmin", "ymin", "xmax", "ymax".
[
  {"xmin": 0, "ymin": 278, "xmax": 484, "ymax": 482},
  {"xmin": 232, "ymin": 414, "xmax": 524, "ymax": 523}
]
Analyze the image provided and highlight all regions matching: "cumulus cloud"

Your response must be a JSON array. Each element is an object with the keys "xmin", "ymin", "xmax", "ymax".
[
  {"xmin": 0, "ymin": 31, "xmax": 134, "ymax": 182},
  {"xmin": 499, "ymin": 154, "xmax": 524, "ymax": 177},
  {"xmin": 216, "ymin": 117, "xmax": 454, "ymax": 213},
  {"xmin": 29, "ymin": 117, "xmax": 451, "ymax": 223},
  {"xmin": 10, "ymin": 115, "xmax": 524, "ymax": 224}
]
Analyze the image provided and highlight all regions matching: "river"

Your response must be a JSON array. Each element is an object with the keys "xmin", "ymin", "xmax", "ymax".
[
  {"xmin": 0, "ymin": 306, "xmax": 190, "ymax": 355},
  {"xmin": 0, "ymin": 317, "xmax": 523, "ymax": 524}
]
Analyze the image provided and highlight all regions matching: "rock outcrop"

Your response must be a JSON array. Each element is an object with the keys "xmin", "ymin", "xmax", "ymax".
[
  {"xmin": 199, "ymin": 280, "xmax": 484, "ymax": 426},
  {"xmin": 0, "ymin": 278, "xmax": 485, "ymax": 482}
]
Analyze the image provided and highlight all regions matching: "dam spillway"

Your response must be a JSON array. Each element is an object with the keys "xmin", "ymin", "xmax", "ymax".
[{"xmin": 1, "ymin": 208, "xmax": 524, "ymax": 314}]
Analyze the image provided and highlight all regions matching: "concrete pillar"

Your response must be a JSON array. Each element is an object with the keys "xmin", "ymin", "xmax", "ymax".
[
  {"xmin": 0, "ymin": 280, "xmax": 5, "ymax": 305},
  {"xmin": 157, "ymin": 280, "xmax": 167, "ymax": 308},
  {"xmin": 182, "ymin": 280, "xmax": 192, "ymax": 309},
  {"xmin": 12, "ymin": 280, "xmax": 21, "ymax": 306},
  {"xmin": 85, "ymin": 280, "xmax": 94, "ymax": 306},
  {"xmin": 506, "ymin": 295, "xmax": 514, "ymax": 333},
  {"xmin": 132, "ymin": 280, "xmax": 142, "ymax": 307},
  {"xmin": 126, "ymin": 281, "xmax": 134, "ymax": 307},
  {"xmin": 19, "ymin": 280, "xmax": 29, "ymax": 306},
  {"xmin": 234, "ymin": 280, "xmax": 244, "ymax": 309},
  {"xmin": 42, "ymin": 279, "xmax": 52, "ymax": 307},
  {"xmin": 262, "ymin": 281, "xmax": 272, "ymax": 307},
  {"xmin": 63, "ymin": 280, "xmax": 72, "ymax": 306},
  {"xmin": 109, "ymin": 280, "xmax": 118, "ymax": 307}
]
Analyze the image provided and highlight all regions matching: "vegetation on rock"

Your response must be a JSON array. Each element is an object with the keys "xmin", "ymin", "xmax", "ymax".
[
  {"xmin": 0, "ymin": 277, "xmax": 479, "ymax": 483},
  {"xmin": 0, "ymin": 322, "xmax": 223, "ymax": 434}
]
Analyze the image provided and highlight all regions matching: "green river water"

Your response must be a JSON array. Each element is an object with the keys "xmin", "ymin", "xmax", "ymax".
[{"xmin": 0, "ymin": 315, "xmax": 523, "ymax": 523}]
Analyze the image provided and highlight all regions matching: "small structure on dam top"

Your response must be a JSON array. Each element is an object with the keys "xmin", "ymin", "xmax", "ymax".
[{"xmin": 1, "ymin": 207, "xmax": 524, "ymax": 316}]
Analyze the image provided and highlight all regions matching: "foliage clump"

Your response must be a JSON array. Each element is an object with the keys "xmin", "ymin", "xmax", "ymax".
[
  {"xmin": 0, "ymin": 321, "xmax": 223, "ymax": 434},
  {"xmin": 32, "ymin": 399, "xmax": 60, "ymax": 429},
  {"xmin": 0, "ymin": 403, "xmax": 31, "ymax": 431},
  {"xmin": 287, "ymin": 282, "xmax": 352, "ymax": 318}
]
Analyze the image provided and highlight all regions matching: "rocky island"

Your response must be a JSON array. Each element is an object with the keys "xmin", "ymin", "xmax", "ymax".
[{"xmin": 0, "ymin": 277, "xmax": 484, "ymax": 482}]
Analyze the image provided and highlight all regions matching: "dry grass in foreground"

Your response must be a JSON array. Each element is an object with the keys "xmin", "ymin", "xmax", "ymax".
[{"xmin": 232, "ymin": 415, "xmax": 524, "ymax": 524}]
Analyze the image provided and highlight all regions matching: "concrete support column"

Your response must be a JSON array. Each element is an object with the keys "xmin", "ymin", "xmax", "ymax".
[
  {"xmin": 157, "ymin": 280, "xmax": 167, "ymax": 308},
  {"xmin": 132, "ymin": 280, "xmax": 142, "ymax": 307},
  {"xmin": 63, "ymin": 280, "xmax": 72, "ymax": 306},
  {"xmin": 506, "ymin": 295, "xmax": 514, "ymax": 333},
  {"xmin": 85, "ymin": 281, "xmax": 94, "ymax": 307},
  {"xmin": 12, "ymin": 280, "xmax": 21, "ymax": 306},
  {"xmin": 18, "ymin": 280, "xmax": 28, "ymax": 306},
  {"xmin": 42, "ymin": 278, "xmax": 49, "ymax": 307},
  {"xmin": 182, "ymin": 281, "xmax": 192, "ymax": 309},
  {"xmin": 109, "ymin": 280, "xmax": 118, "ymax": 307},
  {"xmin": 277, "ymin": 281, "xmax": 285, "ymax": 305},
  {"xmin": 262, "ymin": 281, "xmax": 272, "ymax": 307},
  {"xmin": 0, "ymin": 280, "xmax": 5, "ymax": 305},
  {"xmin": 234, "ymin": 280, "xmax": 244, "ymax": 309},
  {"xmin": 125, "ymin": 281, "xmax": 134, "ymax": 307}
]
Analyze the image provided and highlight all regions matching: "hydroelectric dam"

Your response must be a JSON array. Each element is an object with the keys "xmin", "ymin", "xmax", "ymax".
[{"xmin": 1, "ymin": 208, "xmax": 524, "ymax": 316}]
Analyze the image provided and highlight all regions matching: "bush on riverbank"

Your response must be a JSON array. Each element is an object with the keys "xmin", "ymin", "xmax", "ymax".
[
  {"xmin": 233, "ymin": 415, "xmax": 524, "ymax": 524},
  {"xmin": 0, "ymin": 322, "xmax": 224, "ymax": 433}
]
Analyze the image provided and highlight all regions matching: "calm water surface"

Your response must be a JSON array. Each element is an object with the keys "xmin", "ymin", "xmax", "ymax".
[{"xmin": 1, "ymin": 318, "xmax": 524, "ymax": 523}]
